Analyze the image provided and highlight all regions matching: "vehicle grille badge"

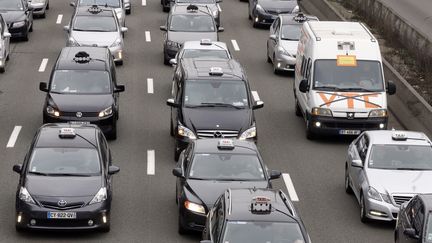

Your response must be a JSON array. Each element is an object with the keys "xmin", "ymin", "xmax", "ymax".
[
  {"xmin": 347, "ymin": 112, "xmax": 354, "ymax": 119},
  {"xmin": 214, "ymin": 131, "xmax": 223, "ymax": 138},
  {"xmin": 58, "ymin": 200, "xmax": 67, "ymax": 207},
  {"xmin": 76, "ymin": 112, "xmax": 83, "ymax": 118}
]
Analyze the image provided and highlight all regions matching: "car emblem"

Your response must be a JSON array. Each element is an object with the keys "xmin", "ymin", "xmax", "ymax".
[
  {"xmin": 76, "ymin": 112, "xmax": 83, "ymax": 118},
  {"xmin": 214, "ymin": 131, "xmax": 223, "ymax": 138},
  {"xmin": 216, "ymin": 124, "xmax": 220, "ymax": 128},
  {"xmin": 347, "ymin": 112, "xmax": 355, "ymax": 119},
  {"xmin": 58, "ymin": 200, "xmax": 67, "ymax": 207}
]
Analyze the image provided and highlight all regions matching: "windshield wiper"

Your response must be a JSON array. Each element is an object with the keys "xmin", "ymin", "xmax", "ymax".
[
  {"xmin": 28, "ymin": 171, "xmax": 50, "ymax": 176},
  {"xmin": 199, "ymin": 102, "xmax": 244, "ymax": 109},
  {"xmin": 314, "ymin": 86, "xmax": 342, "ymax": 91},
  {"xmin": 340, "ymin": 87, "xmax": 379, "ymax": 92},
  {"xmin": 281, "ymin": 38, "xmax": 298, "ymax": 41}
]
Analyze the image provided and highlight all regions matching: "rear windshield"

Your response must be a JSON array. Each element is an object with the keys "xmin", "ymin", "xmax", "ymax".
[{"xmin": 74, "ymin": 16, "xmax": 117, "ymax": 32}]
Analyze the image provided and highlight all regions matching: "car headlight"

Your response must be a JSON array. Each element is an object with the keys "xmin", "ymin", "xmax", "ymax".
[
  {"xmin": 19, "ymin": 187, "xmax": 35, "ymax": 204},
  {"xmin": 239, "ymin": 126, "xmax": 256, "ymax": 140},
  {"xmin": 110, "ymin": 38, "xmax": 122, "ymax": 47},
  {"xmin": 380, "ymin": 192, "xmax": 392, "ymax": 204},
  {"xmin": 32, "ymin": 0, "xmax": 45, "ymax": 4},
  {"xmin": 67, "ymin": 37, "xmax": 79, "ymax": 46},
  {"xmin": 13, "ymin": 21, "xmax": 26, "ymax": 28},
  {"xmin": 89, "ymin": 187, "xmax": 107, "ymax": 205},
  {"xmin": 369, "ymin": 109, "xmax": 387, "ymax": 118},
  {"xmin": 177, "ymin": 124, "xmax": 196, "ymax": 139},
  {"xmin": 311, "ymin": 107, "xmax": 333, "ymax": 117},
  {"xmin": 99, "ymin": 106, "xmax": 113, "ymax": 118},
  {"xmin": 166, "ymin": 40, "xmax": 181, "ymax": 48},
  {"xmin": 184, "ymin": 201, "xmax": 205, "ymax": 214},
  {"xmin": 367, "ymin": 186, "xmax": 382, "ymax": 201},
  {"xmin": 46, "ymin": 105, "xmax": 60, "ymax": 117},
  {"xmin": 277, "ymin": 46, "xmax": 292, "ymax": 57},
  {"xmin": 292, "ymin": 5, "xmax": 299, "ymax": 13},
  {"xmin": 255, "ymin": 4, "xmax": 265, "ymax": 12}
]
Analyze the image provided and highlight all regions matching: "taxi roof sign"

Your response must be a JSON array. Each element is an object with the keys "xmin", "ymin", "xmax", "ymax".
[
  {"xmin": 251, "ymin": 196, "xmax": 272, "ymax": 214},
  {"xmin": 88, "ymin": 5, "xmax": 103, "ymax": 14},
  {"xmin": 186, "ymin": 4, "xmax": 199, "ymax": 12},
  {"xmin": 392, "ymin": 131, "xmax": 408, "ymax": 141},
  {"xmin": 336, "ymin": 55, "xmax": 357, "ymax": 67},
  {"xmin": 209, "ymin": 67, "xmax": 224, "ymax": 76},
  {"xmin": 217, "ymin": 139, "xmax": 235, "ymax": 150},
  {"xmin": 200, "ymin": 39, "xmax": 212, "ymax": 45},
  {"xmin": 74, "ymin": 51, "xmax": 91, "ymax": 64},
  {"xmin": 59, "ymin": 128, "xmax": 76, "ymax": 138},
  {"xmin": 293, "ymin": 12, "xmax": 308, "ymax": 22}
]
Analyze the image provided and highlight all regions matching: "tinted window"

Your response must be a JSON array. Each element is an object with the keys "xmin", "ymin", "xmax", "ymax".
[
  {"xmin": 28, "ymin": 148, "xmax": 101, "ymax": 175},
  {"xmin": 79, "ymin": 0, "xmax": 121, "ymax": 7},
  {"xmin": 182, "ymin": 49, "xmax": 229, "ymax": 59},
  {"xmin": 189, "ymin": 154, "xmax": 265, "ymax": 180},
  {"xmin": 313, "ymin": 60, "xmax": 384, "ymax": 91},
  {"xmin": 169, "ymin": 15, "xmax": 215, "ymax": 32},
  {"xmin": 281, "ymin": 24, "xmax": 302, "ymax": 41},
  {"xmin": 51, "ymin": 70, "xmax": 111, "ymax": 94},
  {"xmin": 369, "ymin": 145, "xmax": 432, "ymax": 170},
  {"xmin": 74, "ymin": 16, "xmax": 117, "ymax": 32},
  {"xmin": 0, "ymin": 0, "xmax": 23, "ymax": 10},
  {"xmin": 222, "ymin": 221, "xmax": 306, "ymax": 243}
]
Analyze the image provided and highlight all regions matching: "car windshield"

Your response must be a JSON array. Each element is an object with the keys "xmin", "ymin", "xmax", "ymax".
[
  {"xmin": 79, "ymin": 0, "xmax": 121, "ymax": 7},
  {"xmin": 28, "ymin": 148, "xmax": 101, "ymax": 176},
  {"xmin": 369, "ymin": 145, "xmax": 432, "ymax": 170},
  {"xmin": 281, "ymin": 24, "xmax": 302, "ymax": 41},
  {"xmin": 176, "ymin": 0, "xmax": 215, "ymax": 3},
  {"xmin": 0, "ymin": 0, "xmax": 23, "ymax": 10},
  {"xmin": 189, "ymin": 154, "xmax": 265, "ymax": 180},
  {"xmin": 169, "ymin": 15, "xmax": 215, "ymax": 32},
  {"xmin": 184, "ymin": 80, "xmax": 248, "ymax": 108},
  {"xmin": 50, "ymin": 70, "xmax": 111, "ymax": 94},
  {"xmin": 426, "ymin": 213, "xmax": 432, "ymax": 242},
  {"xmin": 182, "ymin": 49, "xmax": 229, "ymax": 59},
  {"xmin": 222, "ymin": 221, "xmax": 306, "ymax": 243},
  {"xmin": 74, "ymin": 16, "xmax": 117, "ymax": 32},
  {"xmin": 313, "ymin": 60, "xmax": 384, "ymax": 91}
]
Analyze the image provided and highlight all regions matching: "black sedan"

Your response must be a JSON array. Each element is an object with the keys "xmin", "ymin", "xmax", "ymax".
[
  {"xmin": 13, "ymin": 123, "xmax": 120, "ymax": 232},
  {"xmin": 248, "ymin": 0, "xmax": 299, "ymax": 28},
  {"xmin": 172, "ymin": 139, "xmax": 281, "ymax": 234},
  {"xmin": 0, "ymin": 0, "xmax": 33, "ymax": 40}
]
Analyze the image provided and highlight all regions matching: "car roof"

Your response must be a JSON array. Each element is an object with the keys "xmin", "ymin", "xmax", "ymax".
[
  {"xmin": 181, "ymin": 58, "xmax": 246, "ymax": 81},
  {"xmin": 280, "ymin": 13, "xmax": 319, "ymax": 25},
  {"xmin": 75, "ymin": 5, "xmax": 114, "ymax": 17},
  {"xmin": 182, "ymin": 41, "xmax": 228, "ymax": 51},
  {"xmin": 55, "ymin": 47, "xmax": 110, "ymax": 71},
  {"xmin": 193, "ymin": 139, "xmax": 258, "ymax": 155},
  {"xmin": 35, "ymin": 123, "xmax": 99, "ymax": 149},
  {"xmin": 171, "ymin": 4, "xmax": 211, "ymax": 15},
  {"xmin": 366, "ymin": 130, "xmax": 431, "ymax": 146},
  {"xmin": 225, "ymin": 188, "xmax": 298, "ymax": 222}
]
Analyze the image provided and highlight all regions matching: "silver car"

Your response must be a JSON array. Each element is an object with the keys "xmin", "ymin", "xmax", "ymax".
[
  {"xmin": 171, "ymin": 0, "xmax": 222, "ymax": 27},
  {"xmin": 64, "ymin": 6, "xmax": 127, "ymax": 65},
  {"xmin": 28, "ymin": 0, "xmax": 49, "ymax": 18},
  {"xmin": 70, "ymin": 0, "xmax": 126, "ymax": 27},
  {"xmin": 169, "ymin": 39, "xmax": 232, "ymax": 65},
  {"xmin": 267, "ymin": 13, "xmax": 317, "ymax": 74},
  {"xmin": 345, "ymin": 130, "xmax": 432, "ymax": 223},
  {"xmin": 0, "ymin": 14, "xmax": 11, "ymax": 73}
]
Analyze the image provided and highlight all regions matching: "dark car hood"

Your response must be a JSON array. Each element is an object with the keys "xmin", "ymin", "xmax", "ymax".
[
  {"xmin": 182, "ymin": 107, "xmax": 252, "ymax": 133},
  {"xmin": 258, "ymin": 0, "xmax": 298, "ymax": 12},
  {"xmin": 26, "ymin": 175, "xmax": 102, "ymax": 197},
  {"xmin": 0, "ymin": 10, "xmax": 26, "ymax": 24},
  {"xmin": 187, "ymin": 180, "xmax": 269, "ymax": 208},
  {"xmin": 50, "ymin": 93, "xmax": 113, "ymax": 112}
]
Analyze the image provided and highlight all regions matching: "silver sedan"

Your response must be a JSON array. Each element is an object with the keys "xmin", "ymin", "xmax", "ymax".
[
  {"xmin": 345, "ymin": 130, "xmax": 432, "ymax": 223},
  {"xmin": 28, "ymin": 0, "xmax": 49, "ymax": 18}
]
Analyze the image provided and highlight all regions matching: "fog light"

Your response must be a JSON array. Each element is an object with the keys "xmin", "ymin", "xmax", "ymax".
[
  {"xmin": 54, "ymin": 111, "xmax": 60, "ymax": 117},
  {"xmin": 17, "ymin": 215, "xmax": 22, "ymax": 223},
  {"xmin": 88, "ymin": 220, "xmax": 94, "ymax": 226},
  {"xmin": 315, "ymin": 122, "xmax": 321, "ymax": 127},
  {"xmin": 277, "ymin": 62, "xmax": 281, "ymax": 68},
  {"xmin": 255, "ymin": 17, "xmax": 258, "ymax": 22},
  {"xmin": 118, "ymin": 51, "xmax": 123, "ymax": 59},
  {"xmin": 379, "ymin": 123, "xmax": 385, "ymax": 129},
  {"xmin": 30, "ymin": 219, "xmax": 36, "ymax": 226},
  {"xmin": 370, "ymin": 210, "xmax": 386, "ymax": 217},
  {"xmin": 102, "ymin": 215, "xmax": 107, "ymax": 224}
]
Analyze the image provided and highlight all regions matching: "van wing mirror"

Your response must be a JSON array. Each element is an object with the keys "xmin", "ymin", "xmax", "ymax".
[{"xmin": 39, "ymin": 82, "xmax": 48, "ymax": 92}]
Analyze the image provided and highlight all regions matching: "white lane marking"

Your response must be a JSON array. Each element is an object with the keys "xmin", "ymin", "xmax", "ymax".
[
  {"xmin": 251, "ymin": 91, "xmax": 260, "ymax": 101},
  {"xmin": 145, "ymin": 31, "xmax": 151, "ymax": 42},
  {"xmin": 142, "ymin": 0, "xmax": 146, "ymax": 6},
  {"xmin": 147, "ymin": 78, "xmax": 154, "ymax": 94},
  {"xmin": 38, "ymin": 58, "xmax": 49, "ymax": 72},
  {"xmin": 6, "ymin": 126, "xmax": 22, "ymax": 148},
  {"xmin": 147, "ymin": 150, "xmax": 155, "ymax": 175},
  {"xmin": 282, "ymin": 173, "xmax": 299, "ymax": 201},
  {"xmin": 56, "ymin": 14, "xmax": 63, "ymax": 24},
  {"xmin": 231, "ymin": 40, "xmax": 240, "ymax": 51}
]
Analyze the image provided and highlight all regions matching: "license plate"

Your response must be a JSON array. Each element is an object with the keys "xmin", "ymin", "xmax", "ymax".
[
  {"xmin": 69, "ymin": 121, "xmax": 90, "ymax": 125},
  {"xmin": 47, "ymin": 212, "xmax": 76, "ymax": 219},
  {"xmin": 339, "ymin": 130, "xmax": 361, "ymax": 135}
]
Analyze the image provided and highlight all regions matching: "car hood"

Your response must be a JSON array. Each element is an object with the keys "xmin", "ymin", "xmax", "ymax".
[
  {"xmin": 26, "ymin": 175, "xmax": 102, "ymax": 197},
  {"xmin": 258, "ymin": 0, "xmax": 298, "ymax": 12},
  {"xmin": 182, "ymin": 107, "xmax": 252, "ymax": 133},
  {"xmin": 280, "ymin": 40, "xmax": 298, "ymax": 55},
  {"xmin": 367, "ymin": 169, "xmax": 432, "ymax": 194},
  {"xmin": 0, "ymin": 10, "xmax": 26, "ymax": 24},
  {"xmin": 71, "ymin": 31, "xmax": 119, "ymax": 47},
  {"xmin": 187, "ymin": 179, "xmax": 269, "ymax": 208},
  {"xmin": 50, "ymin": 93, "xmax": 113, "ymax": 112},
  {"xmin": 168, "ymin": 31, "xmax": 217, "ymax": 44}
]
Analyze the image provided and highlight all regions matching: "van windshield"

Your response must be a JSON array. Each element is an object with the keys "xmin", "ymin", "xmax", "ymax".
[{"xmin": 313, "ymin": 60, "xmax": 384, "ymax": 92}]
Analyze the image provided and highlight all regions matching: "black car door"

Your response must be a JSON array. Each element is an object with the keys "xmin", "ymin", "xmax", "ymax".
[
  {"xmin": 177, "ymin": 144, "xmax": 192, "ymax": 200},
  {"xmin": 400, "ymin": 198, "xmax": 421, "ymax": 243}
]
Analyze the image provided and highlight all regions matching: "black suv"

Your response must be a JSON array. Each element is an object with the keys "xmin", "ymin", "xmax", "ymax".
[
  {"xmin": 166, "ymin": 58, "xmax": 264, "ymax": 161},
  {"xmin": 39, "ymin": 47, "xmax": 125, "ymax": 139},
  {"xmin": 201, "ymin": 188, "xmax": 311, "ymax": 243},
  {"xmin": 13, "ymin": 123, "xmax": 120, "ymax": 232},
  {"xmin": 0, "ymin": 0, "xmax": 33, "ymax": 40}
]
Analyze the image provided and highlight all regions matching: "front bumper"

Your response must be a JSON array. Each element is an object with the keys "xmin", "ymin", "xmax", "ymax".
[
  {"xmin": 43, "ymin": 112, "xmax": 115, "ymax": 134},
  {"xmin": 308, "ymin": 115, "xmax": 387, "ymax": 135},
  {"xmin": 31, "ymin": 3, "xmax": 47, "ymax": 15},
  {"xmin": 274, "ymin": 52, "xmax": 296, "ymax": 71},
  {"xmin": 8, "ymin": 25, "xmax": 27, "ymax": 38},
  {"xmin": 253, "ymin": 11, "xmax": 277, "ymax": 26},
  {"xmin": 364, "ymin": 197, "xmax": 399, "ymax": 221},
  {"xmin": 179, "ymin": 204, "xmax": 206, "ymax": 231}
]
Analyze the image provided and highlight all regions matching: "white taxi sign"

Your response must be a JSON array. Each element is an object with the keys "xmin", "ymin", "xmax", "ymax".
[
  {"xmin": 59, "ymin": 128, "xmax": 76, "ymax": 138},
  {"xmin": 209, "ymin": 67, "xmax": 224, "ymax": 76},
  {"xmin": 392, "ymin": 131, "xmax": 407, "ymax": 141},
  {"xmin": 251, "ymin": 196, "xmax": 272, "ymax": 213},
  {"xmin": 217, "ymin": 139, "xmax": 234, "ymax": 150}
]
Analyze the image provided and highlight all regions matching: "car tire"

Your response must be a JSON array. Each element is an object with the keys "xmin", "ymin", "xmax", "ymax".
[
  {"xmin": 23, "ymin": 32, "xmax": 29, "ymax": 42},
  {"xmin": 6, "ymin": 53, "xmax": 10, "ymax": 61},
  {"xmin": 41, "ymin": 12, "xmax": 46, "ymax": 18},
  {"xmin": 266, "ymin": 48, "xmax": 271, "ymax": 63},
  {"xmin": 345, "ymin": 165, "xmax": 353, "ymax": 194},
  {"xmin": 0, "ymin": 66, "xmax": 4, "ymax": 73},
  {"xmin": 295, "ymin": 98, "xmax": 302, "ymax": 117},
  {"xmin": 360, "ymin": 193, "xmax": 369, "ymax": 223},
  {"xmin": 163, "ymin": 5, "xmax": 170, "ymax": 12},
  {"xmin": 126, "ymin": 9, "xmax": 131, "ymax": 15},
  {"xmin": 164, "ymin": 55, "xmax": 170, "ymax": 65},
  {"xmin": 178, "ymin": 214, "xmax": 188, "ymax": 235},
  {"xmin": 170, "ymin": 118, "xmax": 174, "ymax": 137},
  {"xmin": 15, "ymin": 225, "xmax": 25, "ymax": 232},
  {"xmin": 273, "ymin": 54, "xmax": 280, "ymax": 74}
]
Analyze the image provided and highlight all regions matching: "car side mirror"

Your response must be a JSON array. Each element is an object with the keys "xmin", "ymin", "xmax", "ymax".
[
  {"xmin": 403, "ymin": 228, "xmax": 419, "ymax": 239},
  {"xmin": 167, "ymin": 98, "xmax": 179, "ymax": 107},
  {"xmin": 108, "ymin": 165, "xmax": 120, "ymax": 175},
  {"xmin": 253, "ymin": 100, "xmax": 264, "ymax": 110},
  {"xmin": 63, "ymin": 25, "xmax": 70, "ymax": 32},
  {"xmin": 172, "ymin": 167, "xmax": 184, "ymax": 178},
  {"xmin": 299, "ymin": 79, "xmax": 309, "ymax": 93},
  {"xmin": 121, "ymin": 27, "xmax": 128, "ymax": 33},
  {"xmin": 269, "ymin": 34, "xmax": 277, "ymax": 41},
  {"xmin": 13, "ymin": 164, "xmax": 22, "ymax": 174},
  {"xmin": 4, "ymin": 32, "xmax": 11, "ymax": 38},
  {"xmin": 269, "ymin": 170, "xmax": 281, "ymax": 180},
  {"xmin": 351, "ymin": 159, "xmax": 363, "ymax": 168},
  {"xmin": 39, "ymin": 82, "xmax": 48, "ymax": 92},
  {"xmin": 218, "ymin": 27, "xmax": 224, "ymax": 32},
  {"xmin": 115, "ymin": 85, "xmax": 125, "ymax": 93},
  {"xmin": 70, "ymin": 1, "xmax": 76, "ymax": 7},
  {"xmin": 169, "ymin": 59, "xmax": 178, "ymax": 66},
  {"xmin": 160, "ymin": 26, "xmax": 167, "ymax": 31},
  {"xmin": 386, "ymin": 80, "xmax": 396, "ymax": 95}
]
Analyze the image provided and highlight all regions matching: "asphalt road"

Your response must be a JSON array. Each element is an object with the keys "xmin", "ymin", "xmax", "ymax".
[{"xmin": 0, "ymin": 0, "xmax": 405, "ymax": 242}]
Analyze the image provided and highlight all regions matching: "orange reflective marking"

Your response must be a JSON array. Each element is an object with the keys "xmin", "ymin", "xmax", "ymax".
[
  {"xmin": 363, "ymin": 94, "xmax": 380, "ymax": 108},
  {"xmin": 318, "ymin": 93, "xmax": 337, "ymax": 107}
]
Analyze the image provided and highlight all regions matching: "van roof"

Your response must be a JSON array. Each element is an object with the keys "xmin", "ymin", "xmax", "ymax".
[{"xmin": 307, "ymin": 21, "xmax": 376, "ymax": 41}]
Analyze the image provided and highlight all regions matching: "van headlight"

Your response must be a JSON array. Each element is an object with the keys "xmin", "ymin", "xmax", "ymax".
[
  {"xmin": 110, "ymin": 38, "xmax": 122, "ymax": 47},
  {"xmin": 369, "ymin": 109, "xmax": 387, "ymax": 117},
  {"xmin": 178, "ymin": 124, "xmax": 196, "ymax": 139},
  {"xmin": 99, "ymin": 106, "xmax": 113, "ymax": 117},
  {"xmin": 311, "ymin": 107, "xmax": 332, "ymax": 117},
  {"xmin": 239, "ymin": 127, "xmax": 256, "ymax": 140},
  {"xmin": 19, "ymin": 187, "xmax": 36, "ymax": 204},
  {"xmin": 89, "ymin": 187, "xmax": 107, "ymax": 205}
]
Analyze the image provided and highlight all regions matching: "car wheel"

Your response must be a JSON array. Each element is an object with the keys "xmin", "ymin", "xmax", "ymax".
[
  {"xmin": 163, "ymin": 5, "xmax": 170, "ymax": 12},
  {"xmin": 273, "ymin": 54, "xmax": 280, "ymax": 74},
  {"xmin": 345, "ymin": 165, "xmax": 353, "ymax": 194},
  {"xmin": 6, "ymin": 53, "xmax": 10, "ymax": 61},
  {"xmin": 164, "ymin": 54, "xmax": 170, "ymax": 65},
  {"xmin": 0, "ymin": 67, "xmax": 4, "ymax": 73},
  {"xmin": 295, "ymin": 97, "xmax": 302, "ymax": 117},
  {"xmin": 178, "ymin": 213, "xmax": 188, "ymax": 235},
  {"xmin": 266, "ymin": 48, "xmax": 271, "ymax": 63},
  {"xmin": 360, "ymin": 193, "xmax": 369, "ymax": 223}
]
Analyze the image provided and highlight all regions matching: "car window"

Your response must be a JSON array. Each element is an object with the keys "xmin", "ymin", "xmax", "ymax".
[
  {"xmin": 74, "ymin": 16, "xmax": 118, "ymax": 32},
  {"xmin": 355, "ymin": 135, "xmax": 368, "ymax": 162},
  {"xmin": 369, "ymin": 145, "xmax": 432, "ymax": 170},
  {"xmin": 169, "ymin": 15, "xmax": 215, "ymax": 32},
  {"xmin": 98, "ymin": 132, "xmax": 108, "ymax": 166},
  {"xmin": 50, "ymin": 70, "xmax": 111, "ymax": 94},
  {"xmin": 211, "ymin": 201, "xmax": 224, "ymax": 242},
  {"xmin": 413, "ymin": 201, "xmax": 425, "ymax": 235},
  {"xmin": 281, "ymin": 24, "xmax": 302, "ymax": 41}
]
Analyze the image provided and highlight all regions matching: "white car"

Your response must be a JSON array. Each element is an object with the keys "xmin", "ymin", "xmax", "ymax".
[{"xmin": 0, "ymin": 14, "xmax": 11, "ymax": 73}]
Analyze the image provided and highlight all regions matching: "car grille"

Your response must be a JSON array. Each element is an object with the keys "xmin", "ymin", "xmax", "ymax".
[
  {"xmin": 266, "ymin": 10, "xmax": 291, "ymax": 15},
  {"xmin": 40, "ymin": 201, "xmax": 86, "ymax": 210},
  {"xmin": 61, "ymin": 112, "xmax": 99, "ymax": 118},
  {"xmin": 392, "ymin": 195, "xmax": 413, "ymax": 206},
  {"xmin": 196, "ymin": 130, "xmax": 238, "ymax": 138}
]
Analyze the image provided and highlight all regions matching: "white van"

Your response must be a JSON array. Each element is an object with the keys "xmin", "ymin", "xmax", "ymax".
[{"xmin": 293, "ymin": 21, "xmax": 396, "ymax": 139}]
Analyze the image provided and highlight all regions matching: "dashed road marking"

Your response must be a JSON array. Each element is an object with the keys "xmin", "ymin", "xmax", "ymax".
[
  {"xmin": 6, "ymin": 126, "xmax": 22, "ymax": 148},
  {"xmin": 147, "ymin": 78, "xmax": 154, "ymax": 94},
  {"xmin": 251, "ymin": 91, "xmax": 260, "ymax": 101},
  {"xmin": 282, "ymin": 173, "xmax": 299, "ymax": 201},
  {"xmin": 56, "ymin": 14, "xmax": 63, "ymax": 24},
  {"xmin": 142, "ymin": 0, "xmax": 146, "ymax": 6},
  {"xmin": 145, "ymin": 31, "xmax": 151, "ymax": 42},
  {"xmin": 231, "ymin": 40, "xmax": 240, "ymax": 51},
  {"xmin": 147, "ymin": 150, "xmax": 155, "ymax": 175},
  {"xmin": 38, "ymin": 58, "xmax": 49, "ymax": 72}
]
